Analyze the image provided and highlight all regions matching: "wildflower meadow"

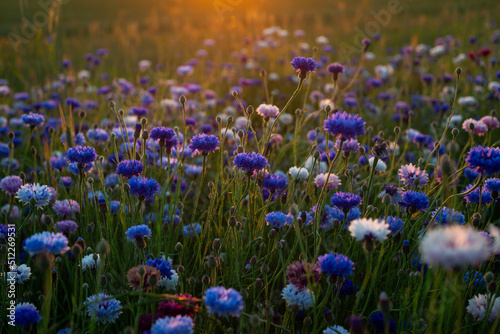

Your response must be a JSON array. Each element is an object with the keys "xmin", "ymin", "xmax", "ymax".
[{"xmin": 1, "ymin": 0, "xmax": 500, "ymax": 333}]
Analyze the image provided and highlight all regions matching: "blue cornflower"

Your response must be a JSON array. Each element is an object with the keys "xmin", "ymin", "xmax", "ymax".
[
  {"xmin": 125, "ymin": 224, "xmax": 152, "ymax": 242},
  {"xmin": 50, "ymin": 156, "xmax": 67, "ymax": 170},
  {"xmin": 149, "ymin": 127, "xmax": 178, "ymax": 148},
  {"xmin": 14, "ymin": 303, "xmax": 42, "ymax": 327},
  {"xmin": 233, "ymin": 152, "xmax": 268, "ymax": 174},
  {"xmin": 399, "ymin": 190, "xmax": 429, "ymax": 212},
  {"xmin": 128, "ymin": 176, "xmax": 160, "ymax": 200},
  {"xmin": 485, "ymin": 178, "xmax": 500, "ymax": 192},
  {"xmin": 387, "ymin": 216, "xmax": 404, "ymax": 235},
  {"xmin": 58, "ymin": 176, "xmax": 71, "ymax": 188},
  {"xmin": 16, "ymin": 183, "xmax": 52, "ymax": 208},
  {"xmin": 21, "ymin": 112, "xmax": 45, "ymax": 128},
  {"xmin": 188, "ymin": 134, "xmax": 220, "ymax": 156},
  {"xmin": 370, "ymin": 311, "xmax": 396, "ymax": 333},
  {"xmin": 330, "ymin": 192, "xmax": 362, "ymax": 213},
  {"xmin": 151, "ymin": 315, "xmax": 194, "ymax": 334},
  {"xmin": 465, "ymin": 146, "xmax": 500, "ymax": 175},
  {"xmin": 0, "ymin": 143, "xmax": 9, "ymax": 157},
  {"xmin": 290, "ymin": 57, "xmax": 318, "ymax": 74},
  {"xmin": 464, "ymin": 167, "xmax": 480, "ymax": 180},
  {"xmin": 463, "ymin": 184, "xmax": 492, "ymax": 205},
  {"xmin": 203, "ymin": 286, "xmax": 244, "ymax": 317},
  {"xmin": 23, "ymin": 231, "xmax": 69, "ymax": 255},
  {"xmin": 129, "ymin": 106, "xmax": 148, "ymax": 117},
  {"xmin": 85, "ymin": 293, "xmax": 122, "ymax": 324},
  {"xmin": 320, "ymin": 205, "xmax": 361, "ymax": 230},
  {"xmin": 183, "ymin": 223, "xmax": 202, "ymax": 237},
  {"xmin": 431, "ymin": 207, "xmax": 465, "ymax": 225},
  {"xmin": 265, "ymin": 211, "xmax": 294, "ymax": 228},
  {"xmin": 317, "ymin": 252, "xmax": 355, "ymax": 277},
  {"xmin": 66, "ymin": 146, "xmax": 97, "ymax": 167},
  {"xmin": 323, "ymin": 111, "xmax": 366, "ymax": 139},
  {"xmin": 116, "ymin": 160, "xmax": 143, "ymax": 178},
  {"xmin": 65, "ymin": 98, "xmax": 82, "ymax": 109},
  {"xmin": 146, "ymin": 258, "xmax": 173, "ymax": 279},
  {"xmin": 86, "ymin": 128, "xmax": 109, "ymax": 143},
  {"xmin": 263, "ymin": 173, "xmax": 288, "ymax": 193},
  {"xmin": 68, "ymin": 162, "xmax": 93, "ymax": 175},
  {"xmin": 464, "ymin": 271, "xmax": 486, "ymax": 290},
  {"xmin": 336, "ymin": 278, "xmax": 358, "ymax": 297}
]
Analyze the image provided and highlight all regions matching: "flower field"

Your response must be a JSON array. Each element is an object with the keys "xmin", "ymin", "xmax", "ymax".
[{"xmin": 1, "ymin": 0, "xmax": 500, "ymax": 333}]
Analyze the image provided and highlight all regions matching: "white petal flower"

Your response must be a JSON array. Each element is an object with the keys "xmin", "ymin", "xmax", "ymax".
[
  {"xmin": 348, "ymin": 218, "xmax": 390, "ymax": 242},
  {"xmin": 419, "ymin": 225, "xmax": 491, "ymax": 270},
  {"xmin": 466, "ymin": 294, "xmax": 500, "ymax": 322},
  {"xmin": 282, "ymin": 283, "xmax": 315, "ymax": 310}
]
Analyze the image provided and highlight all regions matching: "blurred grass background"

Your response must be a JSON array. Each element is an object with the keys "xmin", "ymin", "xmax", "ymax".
[{"xmin": 0, "ymin": 0, "xmax": 498, "ymax": 89}]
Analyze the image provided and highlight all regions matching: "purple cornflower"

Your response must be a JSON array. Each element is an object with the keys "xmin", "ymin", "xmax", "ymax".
[
  {"xmin": 149, "ymin": 127, "xmax": 178, "ymax": 149},
  {"xmin": 116, "ymin": 160, "xmax": 143, "ymax": 178},
  {"xmin": 290, "ymin": 57, "xmax": 317, "ymax": 78},
  {"xmin": 0, "ymin": 176, "xmax": 23, "ymax": 195},
  {"xmin": 317, "ymin": 252, "xmax": 355, "ymax": 277},
  {"xmin": 286, "ymin": 261, "xmax": 321, "ymax": 288},
  {"xmin": 203, "ymin": 286, "xmax": 244, "ymax": 317},
  {"xmin": 233, "ymin": 152, "xmax": 268, "ymax": 175},
  {"xmin": 263, "ymin": 174, "xmax": 288, "ymax": 193},
  {"xmin": 188, "ymin": 134, "xmax": 220, "ymax": 156},
  {"xmin": 330, "ymin": 192, "xmax": 362, "ymax": 213},
  {"xmin": 21, "ymin": 112, "xmax": 45, "ymax": 128},
  {"xmin": 327, "ymin": 63, "xmax": 345, "ymax": 80},
  {"xmin": 55, "ymin": 220, "xmax": 79, "ymax": 234},
  {"xmin": 398, "ymin": 163, "xmax": 428, "ymax": 188},
  {"xmin": 265, "ymin": 211, "xmax": 294, "ymax": 228},
  {"xmin": 128, "ymin": 176, "xmax": 160, "ymax": 200},
  {"xmin": 377, "ymin": 184, "xmax": 403, "ymax": 204},
  {"xmin": 66, "ymin": 146, "xmax": 97, "ymax": 168},
  {"xmin": 129, "ymin": 106, "xmax": 148, "ymax": 117},
  {"xmin": 52, "ymin": 199, "xmax": 80, "ymax": 217},
  {"xmin": 323, "ymin": 111, "xmax": 366, "ymax": 139},
  {"xmin": 399, "ymin": 190, "xmax": 429, "ymax": 212},
  {"xmin": 465, "ymin": 146, "xmax": 500, "ymax": 175}
]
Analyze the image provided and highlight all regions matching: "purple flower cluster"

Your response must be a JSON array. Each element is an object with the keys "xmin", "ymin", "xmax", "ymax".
[{"xmin": 324, "ymin": 111, "xmax": 366, "ymax": 139}]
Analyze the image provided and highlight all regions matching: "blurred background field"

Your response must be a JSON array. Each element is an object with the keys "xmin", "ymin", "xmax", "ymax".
[{"xmin": 1, "ymin": 0, "xmax": 499, "ymax": 90}]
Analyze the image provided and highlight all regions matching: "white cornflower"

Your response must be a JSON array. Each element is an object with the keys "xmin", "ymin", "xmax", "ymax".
[
  {"xmin": 288, "ymin": 167, "xmax": 309, "ymax": 181},
  {"xmin": 16, "ymin": 264, "xmax": 31, "ymax": 284},
  {"xmin": 369, "ymin": 157, "xmax": 387, "ymax": 172},
  {"xmin": 81, "ymin": 253, "xmax": 101, "ymax": 272},
  {"xmin": 466, "ymin": 294, "xmax": 500, "ymax": 322},
  {"xmin": 419, "ymin": 225, "xmax": 491, "ymax": 270},
  {"xmin": 159, "ymin": 270, "xmax": 179, "ymax": 291},
  {"xmin": 314, "ymin": 173, "xmax": 341, "ymax": 190},
  {"xmin": 282, "ymin": 283, "xmax": 315, "ymax": 310},
  {"xmin": 348, "ymin": 218, "xmax": 390, "ymax": 242},
  {"xmin": 256, "ymin": 104, "xmax": 279, "ymax": 118}
]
